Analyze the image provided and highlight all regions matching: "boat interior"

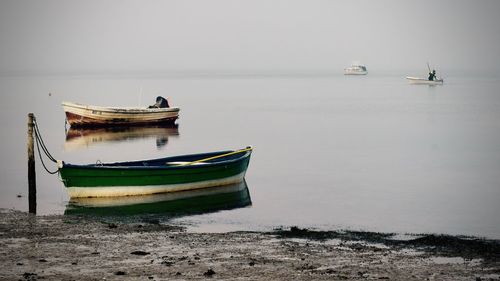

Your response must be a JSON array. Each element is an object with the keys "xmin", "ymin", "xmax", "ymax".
[{"xmin": 72, "ymin": 150, "xmax": 250, "ymax": 168}]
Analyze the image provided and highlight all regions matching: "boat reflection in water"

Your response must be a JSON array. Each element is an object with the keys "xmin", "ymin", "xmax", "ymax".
[
  {"xmin": 64, "ymin": 180, "xmax": 251, "ymax": 218},
  {"xmin": 64, "ymin": 125, "xmax": 179, "ymax": 151}
]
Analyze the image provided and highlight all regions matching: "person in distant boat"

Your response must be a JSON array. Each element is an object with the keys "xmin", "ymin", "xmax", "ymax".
[
  {"xmin": 148, "ymin": 96, "xmax": 170, "ymax": 108},
  {"xmin": 428, "ymin": 69, "xmax": 436, "ymax": 81}
]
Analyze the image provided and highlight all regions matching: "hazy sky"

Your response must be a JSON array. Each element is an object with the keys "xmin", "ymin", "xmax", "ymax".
[{"xmin": 1, "ymin": 0, "xmax": 499, "ymax": 75}]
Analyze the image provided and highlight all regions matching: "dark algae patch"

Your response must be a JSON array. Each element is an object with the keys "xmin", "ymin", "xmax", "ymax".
[
  {"xmin": 203, "ymin": 268, "xmax": 216, "ymax": 277},
  {"xmin": 406, "ymin": 234, "xmax": 500, "ymax": 262},
  {"xmin": 131, "ymin": 250, "xmax": 150, "ymax": 256},
  {"xmin": 274, "ymin": 226, "xmax": 500, "ymax": 263},
  {"xmin": 274, "ymin": 226, "xmax": 394, "ymax": 242}
]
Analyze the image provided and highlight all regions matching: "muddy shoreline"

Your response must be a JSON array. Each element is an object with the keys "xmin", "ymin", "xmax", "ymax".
[{"xmin": 1, "ymin": 209, "xmax": 499, "ymax": 280}]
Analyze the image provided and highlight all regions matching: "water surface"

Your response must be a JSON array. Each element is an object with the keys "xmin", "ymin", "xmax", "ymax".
[{"xmin": 1, "ymin": 73, "xmax": 499, "ymax": 238}]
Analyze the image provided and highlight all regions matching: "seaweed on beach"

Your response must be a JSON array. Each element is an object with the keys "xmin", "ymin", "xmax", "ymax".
[
  {"xmin": 402, "ymin": 234, "xmax": 500, "ymax": 262},
  {"xmin": 273, "ymin": 226, "xmax": 394, "ymax": 242},
  {"xmin": 273, "ymin": 226, "xmax": 500, "ymax": 263}
]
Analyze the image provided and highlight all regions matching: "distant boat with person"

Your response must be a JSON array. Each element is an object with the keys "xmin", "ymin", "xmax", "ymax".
[
  {"xmin": 62, "ymin": 96, "xmax": 180, "ymax": 127},
  {"xmin": 406, "ymin": 63, "xmax": 444, "ymax": 85},
  {"xmin": 344, "ymin": 62, "xmax": 368, "ymax": 75},
  {"xmin": 406, "ymin": 76, "xmax": 444, "ymax": 85}
]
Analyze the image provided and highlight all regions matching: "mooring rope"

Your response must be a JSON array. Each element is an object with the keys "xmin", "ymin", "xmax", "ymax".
[
  {"xmin": 33, "ymin": 116, "xmax": 59, "ymax": 174},
  {"xmin": 33, "ymin": 117, "xmax": 57, "ymax": 163}
]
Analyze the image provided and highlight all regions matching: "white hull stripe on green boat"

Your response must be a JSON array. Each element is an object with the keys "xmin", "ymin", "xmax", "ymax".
[{"xmin": 66, "ymin": 172, "xmax": 246, "ymax": 198}]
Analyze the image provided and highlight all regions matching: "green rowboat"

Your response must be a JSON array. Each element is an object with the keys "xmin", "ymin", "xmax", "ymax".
[{"xmin": 58, "ymin": 146, "xmax": 253, "ymax": 198}]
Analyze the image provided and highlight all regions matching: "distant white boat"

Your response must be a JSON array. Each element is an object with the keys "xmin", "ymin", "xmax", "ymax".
[
  {"xmin": 406, "ymin": 76, "xmax": 444, "ymax": 85},
  {"xmin": 344, "ymin": 64, "xmax": 368, "ymax": 75}
]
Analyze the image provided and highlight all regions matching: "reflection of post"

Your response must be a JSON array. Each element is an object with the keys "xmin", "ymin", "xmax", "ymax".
[{"xmin": 27, "ymin": 113, "xmax": 36, "ymax": 214}]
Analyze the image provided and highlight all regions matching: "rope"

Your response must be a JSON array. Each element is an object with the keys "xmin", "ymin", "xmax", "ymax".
[
  {"xmin": 33, "ymin": 117, "xmax": 57, "ymax": 163},
  {"xmin": 32, "ymin": 116, "xmax": 59, "ymax": 174},
  {"xmin": 34, "ymin": 132, "xmax": 59, "ymax": 174}
]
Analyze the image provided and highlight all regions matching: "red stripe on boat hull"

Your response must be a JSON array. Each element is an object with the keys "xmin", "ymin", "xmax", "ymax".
[{"xmin": 65, "ymin": 112, "xmax": 178, "ymax": 127}]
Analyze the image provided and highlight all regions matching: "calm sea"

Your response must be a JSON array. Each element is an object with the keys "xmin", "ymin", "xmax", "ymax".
[{"xmin": 1, "ymin": 73, "xmax": 499, "ymax": 238}]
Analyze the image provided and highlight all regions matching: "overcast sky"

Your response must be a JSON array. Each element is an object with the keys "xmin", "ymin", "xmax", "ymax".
[{"xmin": 1, "ymin": 0, "xmax": 499, "ymax": 75}]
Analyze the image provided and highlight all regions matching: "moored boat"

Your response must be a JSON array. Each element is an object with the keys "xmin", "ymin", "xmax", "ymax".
[
  {"xmin": 406, "ymin": 76, "xmax": 444, "ymax": 85},
  {"xmin": 62, "ymin": 97, "xmax": 180, "ymax": 127},
  {"xmin": 58, "ymin": 147, "xmax": 253, "ymax": 198}
]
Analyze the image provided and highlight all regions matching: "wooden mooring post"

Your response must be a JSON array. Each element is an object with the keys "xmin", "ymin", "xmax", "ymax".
[{"xmin": 28, "ymin": 113, "xmax": 36, "ymax": 214}]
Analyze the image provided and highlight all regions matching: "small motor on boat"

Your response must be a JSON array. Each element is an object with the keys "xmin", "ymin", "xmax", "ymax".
[{"xmin": 148, "ymin": 96, "xmax": 170, "ymax": 108}]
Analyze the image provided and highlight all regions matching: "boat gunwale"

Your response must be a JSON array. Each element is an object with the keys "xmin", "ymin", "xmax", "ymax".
[
  {"xmin": 59, "ymin": 149, "xmax": 252, "ymax": 171},
  {"xmin": 405, "ymin": 76, "xmax": 444, "ymax": 83},
  {"xmin": 62, "ymin": 101, "xmax": 180, "ymax": 114}
]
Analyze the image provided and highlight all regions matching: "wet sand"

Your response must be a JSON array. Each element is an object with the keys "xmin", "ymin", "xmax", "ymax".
[{"xmin": 1, "ymin": 209, "xmax": 499, "ymax": 280}]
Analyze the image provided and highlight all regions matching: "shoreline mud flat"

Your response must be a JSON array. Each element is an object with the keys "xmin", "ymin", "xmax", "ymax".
[{"xmin": 1, "ymin": 209, "xmax": 499, "ymax": 280}]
